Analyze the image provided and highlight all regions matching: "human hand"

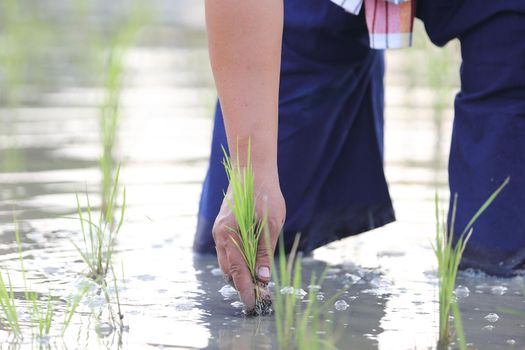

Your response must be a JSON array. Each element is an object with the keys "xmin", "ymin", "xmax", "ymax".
[{"xmin": 213, "ymin": 169, "xmax": 285, "ymax": 312}]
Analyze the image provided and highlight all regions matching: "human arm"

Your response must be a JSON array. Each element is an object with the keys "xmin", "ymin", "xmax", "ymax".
[{"xmin": 205, "ymin": 0, "xmax": 285, "ymax": 311}]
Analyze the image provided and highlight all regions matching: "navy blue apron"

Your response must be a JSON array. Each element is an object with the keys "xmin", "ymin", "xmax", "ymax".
[
  {"xmin": 418, "ymin": 3, "xmax": 525, "ymax": 276},
  {"xmin": 194, "ymin": 0, "xmax": 395, "ymax": 254}
]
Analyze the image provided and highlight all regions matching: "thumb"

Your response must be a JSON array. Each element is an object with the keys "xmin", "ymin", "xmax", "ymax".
[{"xmin": 256, "ymin": 233, "xmax": 274, "ymax": 283}]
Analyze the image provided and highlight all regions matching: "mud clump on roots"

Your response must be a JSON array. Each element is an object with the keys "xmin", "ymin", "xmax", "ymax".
[{"xmin": 244, "ymin": 282, "xmax": 272, "ymax": 316}]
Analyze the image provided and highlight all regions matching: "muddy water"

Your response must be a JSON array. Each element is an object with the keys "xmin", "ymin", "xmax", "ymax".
[{"xmin": 0, "ymin": 1, "xmax": 524, "ymax": 349}]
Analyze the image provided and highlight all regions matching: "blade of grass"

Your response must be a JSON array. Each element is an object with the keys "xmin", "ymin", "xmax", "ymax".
[
  {"xmin": 73, "ymin": 164, "xmax": 126, "ymax": 282},
  {"xmin": 62, "ymin": 285, "xmax": 90, "ymax": 336},
  {"xmin": 461, "ymin": 177, "xmax": 510, "ymax": 236},
  {"xmin": 0, "ymin": 270, "xmax": 21, "ymax": 335},
  {"xmin": 451, "ymin": 302, "xmax": 466, "ymax": 350},
  {"xmin": 434, "ymin": 177, "xmax": 509, "ymax": 347}
]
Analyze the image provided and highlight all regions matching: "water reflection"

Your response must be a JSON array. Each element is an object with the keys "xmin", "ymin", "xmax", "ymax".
[{"xmin": 192, "ymin": 255, "xmax": 386, "ymax": 350}]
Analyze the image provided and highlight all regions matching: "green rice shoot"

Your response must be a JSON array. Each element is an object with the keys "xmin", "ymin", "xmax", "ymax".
[
  {"xmin": 99, "ymin": 5, "xmax": 143, "ymax": 222},
  {"xmin": 0, "ymin": 217, "xmax": 24, "ymax": 336},
  {"xmin": 451, "ymin": 301, "xmax": 466, "ymax": 350},
  {"xmin": 0, "ymin": 270, "xmax": 21, "ymax": 336},
  {"xmin": 434, "ymin": 177, "xmax": 509, "ymax": 347},
  {"xmin": 99, "ymin": 262, "xmax": 125, "ymax": 325},
  {"xmin": 272, "ymin": 235, "xmax": 300, "ymax": 348},
  {"xmin": 221, "ymin": 141, "xmax": 268, "ymax": 313},
  {"xmin": 0, "ymin": 0, "xmax": 28, "ymax": 107},
  {"xmin": 30, "ymin": 291, "xmax": 53, "ymax": 338},
  {"xmin": 0, "ymin": 217, "xmax": 90, "ymax": 338},
  {"xmin": 62, "ymin": 286, "xmax": 90, "ymax": 336},
  {"xmin": 73, "ymin": 164, "xmax": 126, "ymax": 282},
  {"xmin": 111, "ymin": 262, "xmax": 124, "ymax": 321},
  {"xmin": 272, "ymin": 235, "xmax": 338, "ymax": 350}
]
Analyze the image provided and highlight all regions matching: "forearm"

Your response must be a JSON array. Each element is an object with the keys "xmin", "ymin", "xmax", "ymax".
[{"xmin": 205, "ymin": 0, "xmax": 283, "ymax": 174}]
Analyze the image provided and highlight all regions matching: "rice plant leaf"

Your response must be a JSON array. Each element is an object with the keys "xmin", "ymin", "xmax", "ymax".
[
  {"xmin": 451, "ymin": 302, "xmax": 466, "ymax": 350},
  {"xmin": 62, "ymin": 285, "xmax": 90, "ymax": 335},
  {"xmin": 435, "ymin": 177, "xmax": 509, "ymax": 347},
  {"xmin": 461, "ymin": 176, "xmax": 510, "ymax": 236}
]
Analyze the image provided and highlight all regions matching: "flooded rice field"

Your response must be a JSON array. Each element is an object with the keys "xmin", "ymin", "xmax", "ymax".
[{"xmin": 0, "ymin": 1, "xmax": 524, "ymax": 349}]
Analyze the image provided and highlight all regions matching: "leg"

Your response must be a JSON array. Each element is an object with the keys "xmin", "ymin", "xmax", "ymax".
[{"xmin": 450, "ymin": 12, "xmax": 525, "ymax": 275}]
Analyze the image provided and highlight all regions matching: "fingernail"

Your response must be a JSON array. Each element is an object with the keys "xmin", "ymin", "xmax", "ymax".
[{"xmin": 258, "ymin": 266, "xmax": 270, "ymax": 279}]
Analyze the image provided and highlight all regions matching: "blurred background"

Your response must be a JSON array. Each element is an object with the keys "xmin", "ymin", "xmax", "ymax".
[{"xmin": 2, "ymin": 1, "xmax": 523, "ymax": 350}]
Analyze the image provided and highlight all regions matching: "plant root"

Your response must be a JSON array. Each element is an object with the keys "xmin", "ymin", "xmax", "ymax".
[{"xmin": 244, "ymin": 282, "xmax": 272, "ymax": 316}]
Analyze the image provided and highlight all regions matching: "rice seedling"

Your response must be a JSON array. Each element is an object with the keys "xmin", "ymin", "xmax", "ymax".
[
  {"xmin": 62, "ymin": 286, "xmax": 90, "ymax": 336},
  {"xmin": 271, "ymin": 235, "xmax": 338, "ymax": 350},
  {"xmin": 221, "ymin": 142, "xmax": 271, "ymax": 315},
  {"xmin": 434, "ymin": 177, "xmax": 509, "ymax": 348},
  {"xmin": 0, "ymin": 0, "xmax": 28, "ymax": 173},
  {"xmin": 73, "ymin": 165, "xmax": 126, "ymax": 282},
  {"xmin": 295, "ymin": 274, "xmax": 337, "ymax": 350},
  {"xmin": 0, "ymin": 0, "xmax": 26, "ymax": 107},
  {"xmin": 0, "ymin": 220, "xmax": 49, "ymax": 338},
  {"xmin": 272, "ymin": 236, "xmax": 301, "ymax": 347},
  {"xmin": 0, "ymin": 217, "xmax": 25, "ymax": 336},
  {"xmin": 0, "ymin": 0, "xmax": 49, "ymax": 105},
  {"xmin": 15, "ymin": 218, "xmax": 55, "ymax": 339},
  {"xmin": 98, "ymin": 6, "xmax": 143, "ymax": 223},
  {"xmin": 0, "ymin": 218, "xmax": 91, "ymax": 339},
  {"xmin": 13, "ymin": 219, "xmax": 29, "ymax": 302},
  {"xmin": 98, "ymin": 262, "xmax": 125, "ymax": 327},
  {"xmin": 0, "ymin": 270, "xmax": 21, "ymax": 336},
  {"xmin": 73, "ymin": 165, "xmax": 127, "ymax": 325},
  {"xmin": 109, "ymin": 263, "xmax": 124, "ymax": 322},
  {"xmin": 27, "ymin": 283, "xmax": 94, "ymax": 339},
  {"xmin": 99, "ymin": 44, "xmax": 125, "ymax": 225},
  {"xmin": 451, "ymin": 302, "xmax": 466, "ymax": 350},
  {"xmin": 29, "ymin": 291, "xmax": 53, "ymax": 338}
]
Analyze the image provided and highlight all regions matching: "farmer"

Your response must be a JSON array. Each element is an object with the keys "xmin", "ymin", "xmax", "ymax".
[{"xmin": 193, "ymin": 0, "xmax": 525, "ymax": 310}]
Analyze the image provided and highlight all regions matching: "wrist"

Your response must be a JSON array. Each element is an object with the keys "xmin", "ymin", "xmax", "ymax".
[{"xmin": 227, "ymin": 134, "xmax": 278, "ymax": 175}]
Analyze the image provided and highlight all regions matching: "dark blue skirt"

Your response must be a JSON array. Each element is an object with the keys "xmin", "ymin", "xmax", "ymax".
[
  {"xmin": 194, "ymin": 0, "xmax": 395, "ymax": 254},
  {"xmin": 418, "ymin": 3, "xmax": 525, "ymax": 275}
]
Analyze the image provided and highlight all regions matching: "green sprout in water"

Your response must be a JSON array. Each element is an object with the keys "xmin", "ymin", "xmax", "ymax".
[
  {"xmin": 0, "ymin": 270, "xmax": 21, "ymax": 336},
  {"xmin": 221, "ymin": 142, "xmax": 271, "ymax": 315},
  {"xmin": 73, "ymin": 165, "xmax": 126, "ymax": 283},
  {"xmin": 73, "ymin": 165, "xmax": 127, "ymax": 328},
  {"xmin": 110, "ymin": 262, "xmax": 125, "ymax": 322},
  {"xmin": 98, "ymin": 4, "xmax": 143, "ymax": 223},
  {"xmin": 451, "ymin": 301, "xmax": 466, "ymax": 350},
  {"xmin": 0, "ymin": 218, "xmax": 88, "ymax": 339},
  {"xmin": 434, "ymin": 177, "xmax": 509, "ymax": 348},
  {"xmin": 62, "ymin": 286, "xmax": 90, "ymax": 336},
  {"xmin": 30, "ymin": 291, "xmax": 53, "ymax": 339},
  {"xmin": 273, "ymin": 236, "xmax": 301, "ymax": 348},
  {"xmin": 272, "ymin": 235, "xmax": 338, "ymax": 350},
  {"xmin": 100, "ymin": 262, "xmax": 125, "ymax": 326}
]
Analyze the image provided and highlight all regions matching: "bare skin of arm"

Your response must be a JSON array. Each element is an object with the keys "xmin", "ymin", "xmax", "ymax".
[{"xmin": 205, "ymin": 0, "xmax": 285, "ymax": 311}]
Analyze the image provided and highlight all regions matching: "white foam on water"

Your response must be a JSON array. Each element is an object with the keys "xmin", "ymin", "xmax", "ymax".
[
  {"xmin": 218, "ymin": 284, "xmax": 237, "ymax": 298},
  {"xmin": 484, "ymin": 313, "xmax": 499, "ymax": 323},
  {"xmin": 334, "ymin": 300, "xmax": 349, "ymax": 311}
]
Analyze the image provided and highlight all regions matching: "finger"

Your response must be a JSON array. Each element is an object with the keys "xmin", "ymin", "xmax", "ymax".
[
  {"xmin": 212, "ymin": 226, "xmax": 231, "ymax": 279},
  {"xmin": 255, "ymin": 235, "xmax": 273, "ymax": 283},
  {"xmin": 215, "ymin": 244, "xmax": 230, "ymax": 282},
  {"xmin": 255, "ymin": 218, "xmax": 281, "ymax": 283},
  {"xmin": 225, "ymin": 240, "xmax": 256, "ymax": 311},
  {"xmin": 212, "ymin": 211, "xmax": 238, "ymax": 282}
]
